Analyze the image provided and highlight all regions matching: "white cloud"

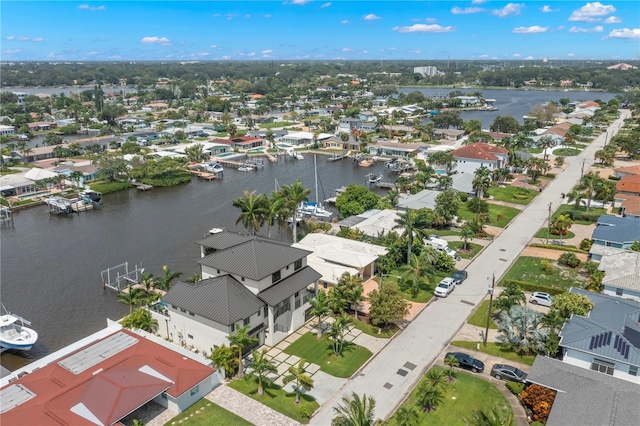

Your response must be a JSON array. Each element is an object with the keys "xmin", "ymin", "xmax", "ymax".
[
  {"xmin": 451, "ymin": 7, "xmax": 483, "ymax": 15},
  {"xmin": 471, "ymin": 0, "xmax": 487, "ymax": 4},
  {"xmin": 140, "ymin": 36, "xmax": 171, "ymax": 45},
  {"xmin": 197, "ymin": 52, "xmax": 210, "ymax": 57},
  {"xmin": 569, "ymin": 2, "xmax": 615, "ymax": 22},
  {"xmin": 606, "ymin": 28, "xmax": 640, "ymax": 39},
  {"xmin": 341, "ymin": 19, "xmax": 350, "ymax": 24},
  {"xmin": 569, "ymin": 25, "xmax": 603, "ymax": 33},
  {"xmin": 407, "ymin": 50, "xmax": 422, "ymax": 54},
  {"xmin": 568, "ymin": 53, "xmax": 576, "ymax": 57},
  {"xmin": 525, "ymin": 56, "xmax": 535, "ymax": 60},
  {"xmin": 261, "ymin": 49, "xmax": 273, "ymax": 55},
  {"xmin": 603, "ymin": 16, "xmax": 621, "ymax": 24},
  {"xmin": 284, "ymin": 0, "xmax": 310, "ymax": 5},
  {"xmin": 512, "ymin": 26, "xmax": 549, "ymax": 34},
  {"xmin": 492, "ymin": 3, "xmax": 525, "ymax": 17},
  {"xmin": 87, "ymin": 51, "xmax": 98, "ymax": 56},
  {"xmin": 247, "ymin": 52, "xmax": 256, "ymax": 57},
  {"xmin": 212, "ymin": 13, "xmax": 221, "ymax": 17},
  {"xmin": 320, "ymin": 2, "xmax": 332, "ymax": 8},
  {"xmin": 5, "ymin": 35, "xmax": 43, "ymax": 42},
  {"xmin": 210, "ymin": 44, "xmax": 218, "ymax": 48},
  {"xmin": 341, "ymin": 47, "xmax": 353, "ymax": 52},
  {"xmin": 363, "ymin": 14, "xmax": 381, "ymax": 21},
  {"xmin": 78, "ymin": 4, "xmax": 105, "ymax": 11},
  {"xmin": 392, "ymin": 24, "xmax": 455, "ymax": 33},
  {"xmin": 3, "ymin": 49, "xmax": 22, "ymax": 54},
  {"xmin": 425, "ymin": 17, "xmax": 437, "ymax": 23},
  {"xmin": 513, "ymin": 53, "xmax": 521, "ymax": 57},
  {"xmin": 31, "ymin": 37, "xmax": 44, "ymax": 42},
  {"xmin": 541, "ymin": 5, "xmax": 558, "ymax": 13}
]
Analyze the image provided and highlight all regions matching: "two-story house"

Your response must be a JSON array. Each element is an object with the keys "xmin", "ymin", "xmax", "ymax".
[
  {"xmin": 337, "ymin": 117, "xmax": 362, "ymax": 134},
  {"xmin": 451, "ymin": 142, "xmax": 509, "ymax": 174},
  {"xmin": 153, "ymin": 231, "xmax": 321, "ymax": 353}
]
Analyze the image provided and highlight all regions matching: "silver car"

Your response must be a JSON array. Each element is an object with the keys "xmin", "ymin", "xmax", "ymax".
[
  {"xmin": 529, "ymin": 291, "xmax": 553, "ymax": 307},
  {"xmin": 434, "ymin": 277, "xmax": 456, "ymax": 297}
]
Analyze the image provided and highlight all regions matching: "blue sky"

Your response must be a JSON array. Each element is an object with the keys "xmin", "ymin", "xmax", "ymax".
[{"xmin": 1, "ymin": 1, "xmax": 638, "ymax": 61}]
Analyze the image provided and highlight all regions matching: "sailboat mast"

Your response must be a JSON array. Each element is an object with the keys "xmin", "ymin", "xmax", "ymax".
[{"xmin": 314, "ymin": 154, "xmax": 318, "ymax": 204}]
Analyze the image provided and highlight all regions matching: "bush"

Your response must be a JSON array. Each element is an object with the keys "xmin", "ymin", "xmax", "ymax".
[
  {"xmin": 505, "ymin": 381, "xmax": 525, "ymax": 395},
  {"xmin": 540, "ymin": 259, "xmax": 554, "ymax": 274},
  {"xmin": 544, "ymin": 173, "xmax": 556, "ymax": 178},
  {"xmin": 607, "ymin": 175, "xmax": 621, "ymax": 181},
  {"xmin": 500, "ymin": 280, "xmax": 566, "ymax": 296},
  {"xmin": 579, "ymin": 238, "xmax": 593, "ymax": 251},
  {"xmin": 459, "ymin": 192, "xmax": 469, "ymax": 202},
  {"xmin": 558, "ymin": 252, "xmax": 581, "ymax": 268},
  {"xmin": 521, "ymin": 384, "xmax": 556, "ymax": 424}
]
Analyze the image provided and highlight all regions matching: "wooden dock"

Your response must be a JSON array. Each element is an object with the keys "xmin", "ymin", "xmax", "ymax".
[{"xmin": 375, "ymin": 181, "xmax": 396, "ymax": 189}]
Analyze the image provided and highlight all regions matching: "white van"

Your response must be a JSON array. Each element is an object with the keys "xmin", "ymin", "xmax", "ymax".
[{"xmin": 424, "ymin": 237, "xmax": 461, "ymax": 261}]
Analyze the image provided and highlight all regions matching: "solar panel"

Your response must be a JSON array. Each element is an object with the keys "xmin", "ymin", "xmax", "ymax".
[
  {"xmin": 589, "ymin": 336, "xmax": 595, "ymax": 350},
  {"xmin": 606, "ymin": 331, "xmax": 612, "ymax": 346},
  {"xmin": 614, "ymin": 335, "xmax": 620, "ymax": 349},
  {"xmin": 624, "ymin": 345, "xmax": 630, "ymax": 359},
  {"xmin": 597, "ymin": 334, "xmax": 602, "ymax": 348},
  {"xmin": 58, "ymin": 332, "xmax": 138, "ymax": 374}
]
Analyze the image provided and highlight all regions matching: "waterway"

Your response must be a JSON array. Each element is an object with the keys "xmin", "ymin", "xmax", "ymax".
[{"xmin": 0, "ymin": 155, "xmax": 390, "ymax": 370}]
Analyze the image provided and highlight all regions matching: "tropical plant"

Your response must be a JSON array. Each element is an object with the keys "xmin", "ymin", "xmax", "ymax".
[
  {"xmin": 578, "ymin": 172, "xmax": 601, "ymax": 211},
  {"xmin": 550, "ymin": 292, "xmax": 594, "ymax": 319},
  {"xmin": 227, "ymin": 324, "xmax": 259, "ymax": 379},
  {"xmin": 400, "ymin": 252, "xmax": 434, "ymax": 298},
  {"xmin": 247, "ymin": 349, "xmax": 277, "ymax": 396},
  {"xmin": 425, "ymin": 368, "xmax": 447, "ymax": 390},
  {"xmin": 392, "ymin": 405, "xmax": 419, "ymax": 426},
  {"xmin": 328, "ymin": 314, "xmax": 353, "ymax": 356},
  {"xmin": 498, "ymin": 305, "xmax": 549, "ymax": 355},
  {"xmin": 550, "ymin": 214, "xmax": 573, "ymax": 243},
  {"xmin": 155, "ymin": 265, "xmax": 182, "ymax": 291},
  {"xmin": 368, "ymin": 281, "xmax": 409, "ymax": 328},
  {"xmin": 232, "ymin": 189, "xmax": 267, "ymax": 235},
  {"xmin": 444, "ymin": 355, "xmax": 459, "ymax": 380},
  {"xmin": 467, "ymin": 197, "xmax": 489, "ymax": 222},
  {"xmin": 393, "ymin": 208, "xmax": 431, "ymax": 264},
  {"xmin": 558, "ymin": 252, "xmax": 581, "ymax": 268},
  {"xmin": 118, "ymin": 285, "xmax": 146, "ymax": 315},
  {"xmin": 472, "ymin": 166, "xmax": 492, "ymax": 198},
  {"xmin": 493, "ymin": 283, "xmax": 526, "ymax": 313},
  {"xmin": 464, "ymin": 407, "xmax": 516, "ymax": 426},
  {"xmin": 280, "ymin": 180, "xmax": 311, "ymax": 243},
  {"xmin": 520, "ymin": 384, "xmax": 556, "ymax": 424},
  {"xmin": 210, "ymin": 344, "xmax": 240, "ymax": 379},
  {"xmin": 332, "ymin": 392, "xmax": 378, "ymax": 426},
  {"xmin": 308, "ymin": 290, "xmax": 330, "ymax": 339},
  {"xmin": 261, "ymin": 192, "xmax": 287, "ymax": 239},
  {"xmin": 416, "ymin": 382, "xmax": 444, "ymax": 412},
  {"xmin": 459, "ymin": 223, "xmax": 476, "ymax": 250},
  {"xmin": 282, "ymin": 359, "xmax": 314, "ymax": 404},
  {"xmin": 121, "ymin": 307, "xmax": 158, "ymax": 332}
]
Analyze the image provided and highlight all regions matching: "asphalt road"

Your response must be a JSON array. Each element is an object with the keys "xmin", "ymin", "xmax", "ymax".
[{"xmin": 310, "ymin": 110, "xmax": 631, "ymax": 425}]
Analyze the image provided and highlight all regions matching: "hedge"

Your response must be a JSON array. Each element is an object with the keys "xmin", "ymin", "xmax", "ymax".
[
  {"xmin": 528, "ymin": 243, "xmax": 587, "ymax": 254},
  {"xmin": 607, "ymin": 175, "xmax": 621, "ymax": 181},
  {"xmin": 505, "ymin": 381, "xmax": 525, "ymax": 396},
  {"xmin": 499, "ymin": 279, "xmax": 567, "ymax": 296}
]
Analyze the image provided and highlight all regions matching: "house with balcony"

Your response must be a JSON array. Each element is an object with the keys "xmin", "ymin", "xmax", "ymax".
[
  {"xmin": 153, "ymin": 231, "xmax": 321, "ymax": 351},
  {"xmin": 451, "ymin": 142, "xmax": 509, "ymax": 174},
  {"xmin": 337, "ymin": 117, "xmax": 362, "ymax": 133}
]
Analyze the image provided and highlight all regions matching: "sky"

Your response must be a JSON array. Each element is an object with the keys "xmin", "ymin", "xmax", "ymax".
[{"xmin": 1, "ymin": 1, "xmax": 639, "ymax": 62}]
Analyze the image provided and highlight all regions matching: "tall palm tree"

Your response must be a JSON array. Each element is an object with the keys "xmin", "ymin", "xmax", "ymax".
[
  {"xmin": 328, "ymin": 314, "xmax": 353, "ymax": 356},
  {"xmin": 262, "ymin": 192, "xmax": 287, "ymax": 239},
  {"xmin": 578, "ymin": 172, "xmax": 601, "ymax": 211},
  {"xmin": 472, "ymin": 166, "xmax": 492, "ymax": 198},
  {"xmin": 232, "ymin": 190, "xmax": 267, "ymax": 235},
  {"xmin": 332, "ymin": 392, "xmax": 378, "ymax": 426},
  {"xmin": 566, "ymin": 188, "xmax": 585, "ymax": 219},
  {"xmin": 156, "ymin": 265, "xmax": 182, "ymax": 291},
  {"xmin": 400, "ymin": 252, "xmax": 433, "ymax": 298},
  {"xmin": 393, "ymin": 208, "xmax": 431, "ymax": 264},
  {"xmin": 425, "ymin": 368, "xmax": 447, "ymax": 390},
  {"xmin": 118, "ymin": 285, "xmax": 146, "ymax": 315},
  {"xmin": 444, "ymin": 355, "xmax": 460, "ymax": 380},
  {"xmin": 551, "ymin": 214, "xmax": 573, "ymax": 244},
  {"xmin": 280, "ymin": 180, "xmax": 310, "ymax": 243},
  {"xmin": 308, "ymin": 290, "xmax": 330, "ymax": 339},
  {"xmin": 282, "ymin": 359, "xmax": 314, "ymax": 404},
  {"xmin": 417, "ymin": 383, "xmax": 444, "ymax": 412},
  {"xmin": 538, "ymin": 135, "xmax": 555, "ymax": 161},
  {"xmin": 247, "ymin": 349, "xmax": 277, "ymax": 396},
  {"xmin": 227, "ymin": 324, "xmax": 258, "ymax": 379},
  {"xmin": 459, "ymin": 223, "xmax": 476, "ymax": 250}
]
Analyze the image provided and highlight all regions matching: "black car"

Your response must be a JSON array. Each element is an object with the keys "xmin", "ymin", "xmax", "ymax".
[
  {"xmin": 445, "ymin": 351, "xmax": 485, "ymax": 373},
  {"xmin": 452, "ymin": 270, "xmax": 468, "ymax": 285},
  {"xmin": 490, "ymin": 364, "xmax": 528, "ymax": 383}
]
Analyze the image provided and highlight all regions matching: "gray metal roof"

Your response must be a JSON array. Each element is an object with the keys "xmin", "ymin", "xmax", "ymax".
[
  {"xmin": 196, "ymin": 231, "xmax": 254, "ymax": 251},
  {"xmin": 163, "ymin": 276, "xmax": 264, "ymax": 326},
  {"xmin": 257, "ymin": 266, "xmax": 321, "ymax": 306},
  {"xmin": 526, "ymin": 356, "xmax": 640, "ymax": 426},
  {"xmin": 197, "ymin": 238, "xmax": 311, "ymax": 281},
  {"xmin": 592, "ymin": 215, "xmax": 640, "ymax": 244}
]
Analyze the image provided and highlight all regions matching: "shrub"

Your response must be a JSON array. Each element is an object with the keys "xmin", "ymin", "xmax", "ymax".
[
  {"xmin": 558, "ymin": 252, "xmax": 581, "ymax": 268},
  {"xmin": 579, "ymin": 238, "xmax": 593, "ymax": 251},
  {"xmin": 583, "ymin": 260, "xmax": 599, "ymax": 276},
  {"xmin": 459, "ymin": 192, "xmax": 468, "ymax": 202},
  {"xmin": 540, "ymin": 259, "xmax": 554, "ymax": 274},
  {"xmin": 529, "ymin": 243, "xmax": 587, "ymax": 253},
  {"xmin": 607, "ymin": 175, "xmax": 621, "ymax": 181},
  {"xmin": 500, "ymin": 280, "xmax": 566, "ymax": 296},
  {"xmin": 505, "ymin": 381, "xmax": 525, "ymax": 395},
  {"xmin": 521, "ymin": 384, "xmax": 556, "ymax": 424}
]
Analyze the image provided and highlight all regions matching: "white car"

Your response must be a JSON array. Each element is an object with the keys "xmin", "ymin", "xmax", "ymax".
[
  {"xmin": 434, "ymin": 277, "xmax": 456, "ymax": 297},
  {"xmin": 529, "ymin": 291, "xmax": 553, "ymax": 307}
]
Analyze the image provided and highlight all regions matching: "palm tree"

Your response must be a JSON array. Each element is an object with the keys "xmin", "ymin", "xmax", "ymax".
[
  {"xmin": 400, "ymin": 252, "xmax": 433, "ymax": 298},
  {"xmin": 425, "ymin": 368, "xmax": 447, "ymax": 390},
  {"xmin": 328, "ymin": 314, "xmax": 353, "ymax": 356},
  {"xmin": 459, "ymin": 223, "xmax": 476, "ymax": 251},
  {"xmin": 69, "ymin": 170, "xmax": 85, "ymax": 188},
  {"xmin": 262, "ymin": 192, "xmax": 287, "ymax": 239},
  {"xmin": 493, "ymin": 283, "xmax": 526, "ymax": 312},
  {"xmin": 566, "ymin": 188, "xmax": 585, "ymax": 219},
  {"xmin": 227, "ymin": 324, "xmax": 259, "ymax": 379},
  {"xmin": 437, "ymin": 174, "xmax": 453, "ymax": 190},
  {"xmin": 393, "ymin": 208, "xmax": 431, "ymax": 264},
  {"xmin": 578, "ymin": 172, "xmax": 601, "ymax": 211},
  {"xmin": 444, "ymin": 355, "xmax": 459, "ymax": 380},
  {"xmin": 247, "ymin": 349, "xmax": 277, "ymax": 396},
  {"xmin": 282, "ymin": 359, "xmax": 314, "ymax": 404},
  {"xmin": 332, "ymin": 392, "xmax": 378, "ymax": 426},
  {"xmin": 232, "ymin": 190, "xmax": 267, "ymax": 235},
  {"xmin": 308, "ymin": 290, "xmax": 330, "ymax": 339},
  {"xmin": 538, "ymin": 135, "xmax": 555, "ymax": 161},
  {"xmin": 417, "ymin": 383, "xmax": 444, "ymax": 412},
  {"xmin": 472, "ymin": 166, "xmax": 492, "ymax": 198},
  {"xmin": 155, "ymin": 265, "xmax": 182, "ymax": 291},
  {"xmin": 392, "ymin": 405, "xmax": 419, "ymax": 426},
  {"xmin": 466, "ymin": 198, "xmax": 489, "ymax": 222},
  {"xmin": 464, "ymin": 407, "xmax": 516, "ymax": 426},
  {"xmin": 338, "ymin": 273, "xmax": 364, "ymax": 320},
  {"xmin": 498, "ymin": 305, "xmax": 549, "ymax": 355},
  {"xmin": 118, "ymin": 285, "xmax": 146, "ymax": 315},
  {"xmin": 280, "ymin": 180, "xmax": 310, "ymax": 243},
  {"xmin": 551, "ymin": 214, "xmax": 573, "ymax": 244}
]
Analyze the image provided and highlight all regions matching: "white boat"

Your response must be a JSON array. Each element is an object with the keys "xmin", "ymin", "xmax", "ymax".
[
  {"xmin": 79, "ymin": 189, "xmax": 102, "ymax": 203},
  {"xmin": 299, "ymin": 155, "xmax": 333, "ymax": 219},
  {"xmin": 367, "ymin": 172, "xmax": 382, "ymax": 184},
  {"xmin": 204, "ymin": 162, "xmax": 224, "ymax": 174},
  {"xmin": 0, "ymin": 306, "xmax": 38, "ymax": 351},
  {"xmin": 238, "ymin": 165, "xmax": 254, "ymax": 172}
]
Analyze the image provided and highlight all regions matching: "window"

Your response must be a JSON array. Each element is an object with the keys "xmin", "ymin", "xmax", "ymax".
[
  {"xmin": 294, "ymin": 259, "xmax": 303, "ymax": 271},
  {"xmin": 264, "ymin": 307, "xmax": 268, "ymax": 318},
  {"xmin": 190, "ymin": 385, "xmax": 199, "ymax": 396},
  {"xmin": 616, "ymin": 288, "xmax": 623, "ymax": 296},
  {"xmin": 630, "ymin": 366, "xmax": 638, "ymax": 376},
  {"xmin": 272, "ymin": 270, "xmax": 281, "ymax": 283},
  {"xmin": 217, "ymin": 269, "xmax": 220, "ymax": 274},
  {"xmin": 189, "ymin": 311, "xmax": 195, "ymax": 316},
  {"xmin": 160, "ymin": 392, "xmax": 167, "ymax": 399},
  {"xmin": 187, "ymin": 334, "xmax": 193, "ymax": 339},
  {"xmin": 230, "ymin": 323, "xmax": 235, "ymax": 332},
  {"xmin": 243, "ymin": 317, "xmax": 250, "ymax": 326},
  {"xmin": 171, "ymin": 305, "xmax": 177, "ymax": 309},
  {"xmin": 180, "ymin": 308, "xmax": 186, "ymax": 313},
  {"xmin": 591, "ymin": 359, "xmax": 615, "ymax": 375}
]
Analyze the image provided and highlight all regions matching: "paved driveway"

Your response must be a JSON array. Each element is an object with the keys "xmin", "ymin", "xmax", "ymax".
[{"xmin": 309, "ymin": 111, "xmax": 631, "ymax": 425}]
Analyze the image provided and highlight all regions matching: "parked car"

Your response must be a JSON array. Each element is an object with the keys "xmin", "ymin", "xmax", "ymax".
[
  {"xmin": 445, "ymin": 351, "xmax": 485, "ymax": 373},
  {"xmin": 434, "ymin": 277, "xmax": 456, "ymax": 297},
  {"xmin": 529, "ymin": 291, "xmax": 553, "ymax": 307},
  {"xmin": 491, "ymin": 364, "xmax": 527, "ymax": 382},
  {"xmin": 453, "ymin": 270, "xmax": 468, "ymax": 285}
]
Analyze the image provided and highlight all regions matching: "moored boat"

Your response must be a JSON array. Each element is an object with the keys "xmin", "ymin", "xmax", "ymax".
[{"xmin": 0, "ymin": 306, "xmax": 38, "ymax": 351}]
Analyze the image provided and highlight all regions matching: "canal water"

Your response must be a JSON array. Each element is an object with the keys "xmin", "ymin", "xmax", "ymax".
[{"xmin": 0, "ymin": 156, "xmax": 390, "ymax": 369}]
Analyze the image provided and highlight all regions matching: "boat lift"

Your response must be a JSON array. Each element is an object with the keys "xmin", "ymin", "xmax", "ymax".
[{"xmin": 100, "ymin": 262, "xmax": 144, "ymax": 292}]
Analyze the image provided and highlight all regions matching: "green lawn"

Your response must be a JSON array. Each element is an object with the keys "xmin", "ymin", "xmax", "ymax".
[
  {"xmin": 388, "ymin": 367, "xmax": 512, "ymax": 426},
  {"xmin": 552, "ymin": 204, "xmax": 607, "ymax": 225},
  {"xmin": 527, "ymin": 147, "xmax": 543, "ymax": 154},
  {"xmin": 467, "ymin": 300, "xmax": 497, "ymax": 329},
  {"xmin": 283, "ymin": 332, "xmax": 372, "ymax": 378},
  {"xmin": 501, "ymin": 256, "xmax": 583, "ymax": 291},
  {"xmin": 458, "ymin": 204, "xmax": 520, "ymax": 228},
  {"xmin": 259, "ymin": 121, "xmax": 297, "ymax": 129},
  {"xmin": 163, "ymin": 398, "xmax": 253, "ymax": 426},
  {"xmin": 448, "ymin": 241, "xmax": 483, "ymax": 259},
  {"xmin": 229, "ymin": 377, "xmax": 318, "ymax": 424},
  {"xmin": 450, "ymin": 341, "xmax": 536, "ymax": 366},
  {"xmin": 352, "ymin": 318, "xmax": 398, "ymax": 339},
  {"xmin": 423, "ymin": 227, "xmax": 461, "ymax": 237},
  {"xmin": 534, "ymin": 227, "xmax": 575, "ymax": 240},
  {"xmin": 552, "ymin": 148, "xmax": 581, "ymax": 156},
  {"xmin": 487, "ymin": 186, "xmax": 538, "ymax": 205},
  {"xmin": 381, "ymin": 270, "xmax": 439, "ymax": 303}
]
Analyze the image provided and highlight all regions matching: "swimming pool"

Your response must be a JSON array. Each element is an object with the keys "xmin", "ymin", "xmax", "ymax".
[{"xmin": 435, "ymin": 169, "xmax": 447, "ymax": 175}]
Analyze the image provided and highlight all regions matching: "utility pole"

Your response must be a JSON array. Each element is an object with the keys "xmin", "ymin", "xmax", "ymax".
[
  {"xmin": 484, "ymin": 274, "xmax": 495, "ymax": 347},
  {"xmin": 580, "ymin": 159, "xmax": 585, "ymax": 179},
  {"xmin": 546, "ymin": 202, "xmax": 552, "ymax": 245}
]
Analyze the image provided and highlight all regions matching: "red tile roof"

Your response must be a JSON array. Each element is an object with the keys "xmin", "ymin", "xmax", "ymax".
[
  {"xmin": 452, "ymin": 142, "xmax": 508, "ymax": 161},
  {"xmin": 0, "ymin": 329, "xmax": 214, "ymax": 426},
  {"xmin": 617, "ymin": 175, "xmax": 640, "ymax": 195},
  {"xmin": 621, "ymin": 197, "xmax": 640, "ymax": 216},
  {"xmin": 614, "ymin": 165, "xmax": 640, "ymax": 176}
]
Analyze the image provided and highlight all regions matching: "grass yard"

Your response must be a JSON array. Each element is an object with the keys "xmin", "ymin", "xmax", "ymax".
[
  {"xmin": 552, "ymin": 148, "xmax": 581, "ymax": 156},
  {"xmin": 448, "ymin": 241, "xmax": 483, "ymax": 259},
  {"xmin": 163, "ymin": 398, "xmax": 253, "ymax": 426},
  {"xmin": 259, "ymin": 121, "xmax": 296, "ymax": 129},
  {"xmin": 527, "ymin": 147, "xmax": 543, "ymax": 154},
  {"xmin": 534, "ymin": 227, "xmax": 575, "ymax": 240},
  {"xmin": 458, "ymin": 203, "xmax": 520, "ymax": 228},
  {"xmin": 467, "ymin": 300, "xmax": 497, "ymax": 329},
  {"xmin": 283, "ymin": 332, "xmax": 372, "ymax": 378},
  {"xmin": 423, "ymin": 227, "xmax": 461, "ymax": 237},
  {"xmin": 352, "ymin": 318, "xmax": 398, "ymax": 339},
  {"xmin": 552, "ymin": 204, "xmax": 607, "ymax": 225},
  {"xmin": 501, "ymin": 256, "xmax": 583, "ymax": 291},
  {"xmin": 382, "ymin": 270, "xmax": 439, "ymax": 303},
  {"xmin": 487, "ymin": 186, "xmax": 538, "ymax": 205},
  {"xmin": 229, "ymin": 377, "xmax": 318, "ymax": 424},
  {"xmin": 388, "ymin": 367, "xmax": 512, "ymax": 426},
  {"xmin": 450, "ymin": 341, "xmax": 536, "ymax": 366}
]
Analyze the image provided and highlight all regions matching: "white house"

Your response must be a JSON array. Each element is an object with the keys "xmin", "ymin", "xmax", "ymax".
[{"xmin": 451, "ymin": 142, "xmax": 509, "ymax": 174}]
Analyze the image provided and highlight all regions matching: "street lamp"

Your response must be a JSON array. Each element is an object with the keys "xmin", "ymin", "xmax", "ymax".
[
  {"xmin": 379, "ymin": 273, "xmax": 402, "ymax": 290},
  {"xmin": 483, "ymin": 274, "xmax": 496, "ymax": 347}
]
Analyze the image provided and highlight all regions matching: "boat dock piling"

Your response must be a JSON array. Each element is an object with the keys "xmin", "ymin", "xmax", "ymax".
[
  {"xmin": 0, "ymin": 207, "xmax": 14, "ymax": 227},
  {"xmin": 44, "ymin": 196, "xmax": 97, "ymax": 214}
]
